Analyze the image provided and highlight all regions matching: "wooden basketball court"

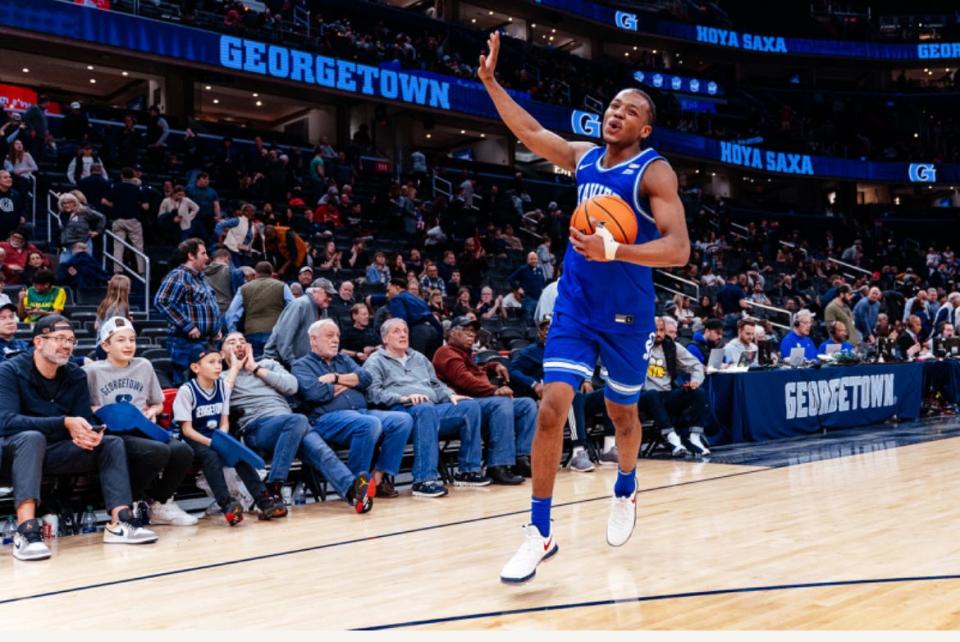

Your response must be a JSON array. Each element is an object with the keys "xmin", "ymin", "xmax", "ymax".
[{"xmin": 2, "ymin": 429, "xmax": 959, "ymax": 630}]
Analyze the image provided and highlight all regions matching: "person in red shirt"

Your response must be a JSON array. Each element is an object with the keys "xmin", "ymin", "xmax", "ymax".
[
  {"xmin": 0, "ymin": 228, "xmax": 42, "ymax": 285},
  {"xmin": 432, "ymin": 316, "xmax": 533, "ymax": 483}
]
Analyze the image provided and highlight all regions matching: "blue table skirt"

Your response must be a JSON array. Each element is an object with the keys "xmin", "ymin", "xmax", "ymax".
[{"xmin": 704, "ymin": 362, "xmax": 924, "ymax": 445}]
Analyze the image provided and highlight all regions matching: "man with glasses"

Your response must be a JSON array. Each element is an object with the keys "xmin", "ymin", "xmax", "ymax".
[{"xmin": 0, "ymin": 316, "xmax": 157, "ymax": 561}]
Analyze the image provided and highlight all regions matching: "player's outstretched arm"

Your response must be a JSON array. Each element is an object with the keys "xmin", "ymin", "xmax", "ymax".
[
  {"xmin": 570, "ymin": 161, "xmax": 690, "ymax": 267},
  {"xmin": 478, "ymin": 31, "xmax": 593, "ymax": 172}
]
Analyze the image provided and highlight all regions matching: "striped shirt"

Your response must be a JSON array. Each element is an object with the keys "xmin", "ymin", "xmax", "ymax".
[{"xmin": 154, "ymin": 265, "xmax": 221, "ymax": 338}]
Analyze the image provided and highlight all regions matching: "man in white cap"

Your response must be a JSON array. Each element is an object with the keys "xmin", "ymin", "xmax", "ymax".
[{"xmin": 83, "ymin": 317, "xmax": 197, "ymax": 525}]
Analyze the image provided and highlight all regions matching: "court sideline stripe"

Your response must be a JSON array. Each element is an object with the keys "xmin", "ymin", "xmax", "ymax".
[
  {"xmin": 357, "ymin": 573, "xmax": 960, "ymax": 630},
  {"xmin": 0, "ymin": 466, "xmax": 772, "ymax": 606}
]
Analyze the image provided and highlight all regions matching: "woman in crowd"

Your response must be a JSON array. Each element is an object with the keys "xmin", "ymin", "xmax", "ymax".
[
  {"xmin": 95, "ymin": 274, "xmax": 133, "ymax": 331},
  {"xmin": 428, "ymin": 288, "xmax": 450, "ymax": 322},
  {"xmin": 315, "ymin": 240, "xmax": 342, "ymax": 271},
  {"xmin": 453, "ymin": 286, "xmax": 474, "ymax": 317}
]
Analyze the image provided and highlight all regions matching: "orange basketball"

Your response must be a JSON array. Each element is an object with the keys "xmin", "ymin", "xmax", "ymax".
[{"xmin": 570, "ymin": 193, "xmax": 638, "ymax": 244}]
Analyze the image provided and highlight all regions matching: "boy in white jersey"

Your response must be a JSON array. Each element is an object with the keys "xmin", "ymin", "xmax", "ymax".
[
  {"xmin": 479, "ymin": 31, "xmax": 691, "ymax": 583},
  {"xmin": 84, "ymin": 317, "xmax": 197, "ymax": 526}
]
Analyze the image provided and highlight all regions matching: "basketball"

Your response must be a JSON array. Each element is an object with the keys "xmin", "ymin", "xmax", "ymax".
[{"xmin": 570, "ymin": 194, "xmax": 638, "ymax": 244}]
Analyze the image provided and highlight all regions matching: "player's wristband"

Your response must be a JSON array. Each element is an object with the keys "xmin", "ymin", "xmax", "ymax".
[{"xmin": 596, "ymin": 224, "xmax": 620, "ymax": 261}]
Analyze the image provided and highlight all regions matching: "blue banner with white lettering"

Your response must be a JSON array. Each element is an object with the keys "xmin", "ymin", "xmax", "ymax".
[
  {"xmin": 705, "ymin": 363, "xmax": 923, "ymax": 444},
  {"xmin": 3, "ymin": 1, "xmax": 959, "ymax": 183},
  {"xmin": 533, "ymin": 0, "xmax": 960, "ymax": 61}
]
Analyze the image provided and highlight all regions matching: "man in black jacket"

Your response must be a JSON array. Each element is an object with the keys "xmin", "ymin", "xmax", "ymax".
[{"xmin": 0, "ymin": 316, "xmax": 158, "ymax": 561}]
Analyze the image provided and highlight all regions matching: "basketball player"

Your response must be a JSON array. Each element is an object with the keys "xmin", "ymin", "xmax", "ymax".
[{"xmin": 478, "ymin": 32, "xmax": 691, "ymax": 583}]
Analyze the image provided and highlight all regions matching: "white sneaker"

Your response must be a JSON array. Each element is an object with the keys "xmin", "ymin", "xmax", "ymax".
[
  {"xmin": 103, "ymin": 514, "xmax": 159, "ymax": 545},
  {"xmin": 665, "ymin": 431, "xmax": 689, "ymax": 457},
  {"xmin": 500, "ymin": 524, "xmax": 559, "ymax": 584},
  {"xmin": 12, "ymin": 520, "xmax": 51, "ymax": 561},
  {"xmin": 607, "ymin": 486, "xmax": 638, "ymax": 547},
  {"xmin": 567, "ymin": 449, "xmax": 595, "ymax": 473},
  {"xmin": 149, "ymin": 498, "xmax": 199, "ymax": 526},
  {"xmin": 688, "ymin": 432, "xmax": 711, "ymax": 456}
]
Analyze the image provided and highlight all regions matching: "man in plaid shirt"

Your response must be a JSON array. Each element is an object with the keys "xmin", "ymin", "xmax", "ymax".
[{"xmin": 154, "ymin": 238, "xmax": 221, "ymax": 385}]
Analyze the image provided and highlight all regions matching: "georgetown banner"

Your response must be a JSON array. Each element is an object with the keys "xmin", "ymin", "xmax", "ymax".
[
  {"xmin": 4, "ymin": 1, "xmax": 958, "ymax": 184},
  {"xmin": 706, "ymin": 363, "xmax": 923, "ymax": 443}
]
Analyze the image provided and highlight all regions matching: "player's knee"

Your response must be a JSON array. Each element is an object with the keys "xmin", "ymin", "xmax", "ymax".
[
  {"xmin": 605, "ymin": 400, "xmax": 639, "ymax": 427},
  {"xmin": 535, "ymin": 401, "xmax": 567, "ymax": 433}
]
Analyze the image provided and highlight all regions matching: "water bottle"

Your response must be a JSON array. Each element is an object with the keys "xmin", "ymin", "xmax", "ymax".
[
  {"xmin": 80, "ymin": 506, "xmax": 98, "ymax": 534},
  {"xmin": 1, "ymin": 516, "xmax": 15, "ymax": 545},
  {"xmin": 293, "ymin": 483, "xmax": 306, "ymax": 506}
]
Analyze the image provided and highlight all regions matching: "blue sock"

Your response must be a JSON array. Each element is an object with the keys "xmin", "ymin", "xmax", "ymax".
[
  {"xmin": 530, "ymin": 496, "xmax": 552, "ymax": 538},
  {"xmin": 614, "ymin": 467, "xmax": 636, "ymax": 498}
]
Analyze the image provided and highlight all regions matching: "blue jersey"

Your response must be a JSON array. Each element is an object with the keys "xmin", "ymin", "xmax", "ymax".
[
  {"xmin": 554, "ymin": 145, "xmax": 666, "ymax": 334},
  {"xmin": 186, "ymin": 378, "xmax": 227, "ymax": 436}
]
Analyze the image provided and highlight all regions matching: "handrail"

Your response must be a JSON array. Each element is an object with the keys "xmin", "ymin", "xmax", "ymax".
[
  {"xmin": 654, "ymin": 282, "xmax": 697, "ymax": 302},
  {"xmin": 46, "ymin": 189, "xmax": 59, "ymax": 244},
  {"xmin": 432, "ymin": 175, "xmax": 452, "ymax": 200},
  {"xmin": 25, "ymin": 174, "xmax": 37, "ymax": 229},
  {"xmin": 743, "ymin": 299, "xmax": 791, "ymax": 321},
  {"xmin": 827, "ymin": 256, "xmax": 872, "ymax": 276},
  {"xmin": 655, "ymin": 269, "xmax": 700, "ymax": 300},
  {"xmin": 102, "ymin": 229, "xmax": 152, "ymax": 320}
]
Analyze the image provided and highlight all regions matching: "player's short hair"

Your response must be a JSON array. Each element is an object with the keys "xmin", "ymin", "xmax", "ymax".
[{"xmin": 622, "ymin": 87, "xmax": 656, "ymax": 126}]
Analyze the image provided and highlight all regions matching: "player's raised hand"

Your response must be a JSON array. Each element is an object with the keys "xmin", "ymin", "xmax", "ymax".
[{"xmin": 478, "ymin": 31, "xmax": 500, "ymax": 84}]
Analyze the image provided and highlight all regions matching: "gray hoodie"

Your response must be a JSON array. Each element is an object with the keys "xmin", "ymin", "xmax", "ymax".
[
  {"xmin": 644, "ymin": 341, "xmax": 704, "ymax": 392},
  {"xmin": 363, "ymin": 346, "xmax": 453, "ymax": 407}
]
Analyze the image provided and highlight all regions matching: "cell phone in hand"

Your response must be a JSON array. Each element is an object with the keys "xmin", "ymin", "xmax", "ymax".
[{"xmin": 93, "ymin": 424, "xmax": 107, "ymax": 433}]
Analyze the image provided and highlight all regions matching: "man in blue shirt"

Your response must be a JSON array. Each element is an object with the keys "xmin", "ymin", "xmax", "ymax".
[
  {"xmin": 716, "ymin": 272, "xmax": 748, "ymax": 339},
  {"xmin": 780, "ymin": 309, "xmax": 818, "ymax": 360},
  {"xmin": 292, "ymin": 319, "xmax": 412, "ymax": 499},
  {"xmin": 100, "ymin": 167, "xmax": 149, "ymax": 275},
  {"xmin": 686, "ymin": 319, "xmax": 723, "ymax": 364},
  {"xmin": 853, "ymin": 287, "xmax": 882, "ymax": 343},
  {"xmin": 818, "ymin": 321, "xmax": 854, "ymax": 354},
  {"xmin": 507, "ymin": 252, "xmax": 545, "ymax": 321},
  {"xmin": 186, "ymin": 172, "xmax": 221, "ymax": 240}
]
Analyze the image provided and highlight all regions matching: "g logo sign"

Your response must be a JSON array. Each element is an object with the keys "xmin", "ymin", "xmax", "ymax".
[
  {"xmin": 615, "ymin": 11, "xmax": 638, "ymax": 31},
  {"xmin": 908, "ymin": 163, "xmax": 936, "ymax": 183},
  {"xmin": 570, "ymin": 110, "xmax": 601, "ymax": 138}
]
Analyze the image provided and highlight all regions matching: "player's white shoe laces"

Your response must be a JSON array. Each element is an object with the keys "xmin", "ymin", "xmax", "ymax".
[
  {"xmin": 607, "ymin": 486, "xmax": 637, "ymax": 547},
  {"xmin": 500, "ymin": 524, "xmax": 558, "ymax": 584}
]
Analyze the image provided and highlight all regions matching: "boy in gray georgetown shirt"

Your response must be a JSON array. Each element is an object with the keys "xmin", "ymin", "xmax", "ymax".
[{"xmin": 83, "ymin": 317, "xmax": 197, "ymax": 526}]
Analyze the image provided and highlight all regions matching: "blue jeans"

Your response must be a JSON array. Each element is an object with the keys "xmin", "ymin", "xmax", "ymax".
[
  {"xmin": 243, "ymin": 414, "xmax": 309, "ymax": 483},
  {"xmin": 472, "ymin": 396, "xmax": 535, "ymax": 466},
  {"xmin": 311, "ymin": 409, "xmax": 413, "ymax": 477},
  {"xmin": 396, "ymin": 400, "xmax": 483, "ymax": 483}
]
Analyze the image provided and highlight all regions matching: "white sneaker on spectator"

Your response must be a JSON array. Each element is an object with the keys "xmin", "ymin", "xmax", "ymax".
[
  {"xmin": 500, "ymin": 524, "xmax": 558, "ymax": 584},
  {"xmin": 103, "ymin": 509, "xmax": 158, "ymax": 545},
  {"xmin": 149, "ymin": 498, "xmax": 198, "ymax": 526},
  {"xmin": 567, "ymin": 448, "xmax": 594, "ymax": 472},
  {"xmin": 598, "ymin": 447, "xmax": 619, "ymax": 466},
  {"xmin": 607, "ymin": 485, "xmax": 638, "ymax": 547},
  {"xmin": 665, "ymin": 431, "xmax": 689, "ymax": 457},
  {"xmin": 687, "ymin": 432, "xmax": 711, "ymax": 457},
  {"xmin": 12, "ymin": 519, "xmax": 50, "ymax": 561}
]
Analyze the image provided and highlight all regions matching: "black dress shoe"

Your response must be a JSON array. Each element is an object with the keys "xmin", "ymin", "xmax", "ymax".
[
  {"xmin": 514, "ymin": 455, "xmax": 532, "ymax": 478},
  {"xmin": 488, "ymin": 465, "xmax": 524, "ymax": 485}
]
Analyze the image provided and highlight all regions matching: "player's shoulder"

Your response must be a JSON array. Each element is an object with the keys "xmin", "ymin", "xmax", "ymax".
[
  {"xmin": 572, "ymin": 144, "xmax": 600, "ymax": 170},
  {"xmin": 639, "ymin": 155, "xmax": 678, "ymax": 194}
]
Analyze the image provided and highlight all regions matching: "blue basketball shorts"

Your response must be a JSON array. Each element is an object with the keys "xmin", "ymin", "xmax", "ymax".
[{"xmin": 542, "ymin": 312, "xmax": 656, "ymax": 404}]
